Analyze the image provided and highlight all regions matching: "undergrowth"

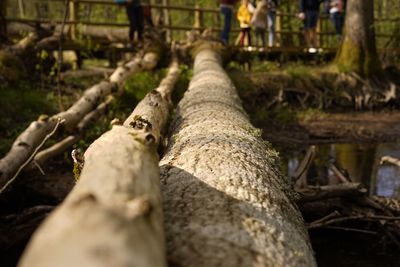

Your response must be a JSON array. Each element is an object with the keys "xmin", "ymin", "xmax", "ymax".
[{"xmin": 0, "ymin": 82, "xmax": 57, "ymax": 156}]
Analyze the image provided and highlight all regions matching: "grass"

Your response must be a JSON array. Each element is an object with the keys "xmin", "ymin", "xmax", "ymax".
[{"xmin": 0, "ymin": 83, "xmax": 57, "ymax": 156}]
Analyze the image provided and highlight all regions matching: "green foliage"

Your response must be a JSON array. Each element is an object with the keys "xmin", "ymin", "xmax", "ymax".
[
  {"xmin": 0, "ymin": 83, "xmax": 57, "ymax": 156},
  {"xmin": 0, "ymin": 51, "xmax": 24, "ymax": 82},
  {"xmin": 171, "ymin": 64, "xmax": 192, "ymax": 105},
  {"xmin": 125, "ymin": 69, "xmax": 165, "ymax": 102},
  {"xmin": 284, "ymin": 63, "xmax": 316, "ymax": 78},
  {"xmin": 296, "ymin": 108, "xmax": 327, "ymax": 121}
]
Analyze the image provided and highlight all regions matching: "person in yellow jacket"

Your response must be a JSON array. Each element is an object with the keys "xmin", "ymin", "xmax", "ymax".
[{"xmin": 236, "ymin": 0, "xmax": 255, "ymax": 46}]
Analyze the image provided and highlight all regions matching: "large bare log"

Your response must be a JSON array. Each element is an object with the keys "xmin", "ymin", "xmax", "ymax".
[
  {"xmin": 159, "ymin": 43, "xmax": 316, "ymax": 266},
  {"xmin": 0, "ymin": 48, "xmax": 161, "ymax": 192},
  {"xmin": 18, "ymin": 59, "xmax": 181, "ymax": 267}
]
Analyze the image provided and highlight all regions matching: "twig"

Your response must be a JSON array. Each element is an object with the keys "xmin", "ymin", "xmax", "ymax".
[
  {"xmin": 32, "ymin": 160, "xmax": 46, "ymax": 176},
  {"xmin": 308, "ymin": 215, "xmax": 400, "ymax": 229},
  {"xmin": 380, "ymin": 155, "xmax": 400, "ymax": 167},
  {"xmin": 381, "ymin": 226, "xmax": 400, "ymax": 250},
  {"xmin": 329, "ymin": 163, "xmax": 351, "ymax": 183},
  {"xmin": 56, "ymin": 0, "xmax": 70, "ymax": 111},
  {"xmin": 308, "ymin": 211, "xmax": 341, "ymax": 225},
  {"xmin": 0, "ymin": 118, "xmax": 65, "ymax": 194},
  {"xmin": 321, "ymin": 226, "xmax": 377, "ymax": 235},
  {"xmin": 292, "ymin": 145, "xmax": 316, "ymax": 187}
]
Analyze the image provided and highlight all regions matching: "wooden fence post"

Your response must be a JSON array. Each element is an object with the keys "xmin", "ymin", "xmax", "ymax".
[
  {"xmin": 162, "ymin": 0, "xmax": 171, "ymax": 42},
  {"xmin": 69, "ymin": 0, "xmax": 79, "ymax": 40},
  {"xmin": 0, "ymin": 0, "xmax": 7, "ymax": 43},
  {"xmin": 193, "ymin": 4, "xmax": 203, "ymax": 32},
  {"xmin": 276, "ymin": 11, "xmax": 282, "ymax": 47},
  {"xmin": 18, "ymin": 0, "xmax": 25, "ymax": 18}
]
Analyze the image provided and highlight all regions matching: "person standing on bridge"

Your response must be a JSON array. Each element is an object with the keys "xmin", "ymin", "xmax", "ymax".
[
  {"xmin": 220, "ymin": 0, "xmax": 238, "ymax": 45},
  {"xmin": 325, "ymin": 0, "xmax": 345, "ymax": 40},
  {"xmin": 237, "ymin": 0, "xmax": 255, "ymax": 46},
  {"xmin": 251, "ymin": 0, "xmax": 268, "ymax": 48},
  {"xmin": 124, "ymin": 0, "xmax": 144, "ymax": 47},
  {"xmin": 266, "ymin": 0, "xmax": 279, "ymax": 47},
  {"xmin": 298, "ymin": 0, "xmax": 323, "ymax": 52}
]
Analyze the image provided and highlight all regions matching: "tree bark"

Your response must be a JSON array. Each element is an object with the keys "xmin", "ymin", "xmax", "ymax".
[
  {"xmin": 0, "ymin": 0, "xmax": 7, "ymax": 44},
  {"xmin": 0, "ymin": 49, "xmax": 161, "ymax": 193},
  {"xmin": 335, "ymin": 0, "xmax": 382, "ymax": 77},
  {"xmin": 18, "ymin": 59, "xmax": 180, "ymax": 267},
  {"xmin": 160, "ymin": 44, "xmax": 316, "ymax": 267}
]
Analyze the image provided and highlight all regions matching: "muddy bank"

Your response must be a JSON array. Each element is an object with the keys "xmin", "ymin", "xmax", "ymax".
[{"xmin": 229, "ymin": 67, "xmax": 400, "ymax": 145}]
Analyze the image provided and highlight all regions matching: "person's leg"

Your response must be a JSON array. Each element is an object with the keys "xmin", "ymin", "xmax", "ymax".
[
  {"xmin": 126, "ymin": 6, "xmax": 135, "ymax": 42},
  {"xmin": 246, "ymin": 28, "xmax": 252, "ymax": 46},
  {"xmin": 135, "ymin": 6, "xmax": 144, "ymax": 42},
  {"xmin": 220, "ymin": 7, "xmax": 232, "ymax": 45},
  {"xmin": 267, "ymin": 11, "xmax": 276, "ymax": 47},
  {"xmin": 258, "ymin": 28, "xmax": 266, "ymax": 47},
  {"xmin": 304, "ymin": 12, "xmax": 312, "ymax": 48},
  {"xmin": 239, "ymin": 28, "xmax": 245, "ymax": 46},
  {"xmin": 309, "ymin": 11, "xmax": 319, "ymax": 48},
  {"xmin": 337, "ymin": 12, "xmax": 344, "ymax": 36}
]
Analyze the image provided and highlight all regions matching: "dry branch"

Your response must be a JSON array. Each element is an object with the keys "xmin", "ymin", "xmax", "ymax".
[
  {"xmin": 297, "ymin": 183, "xmax": 367, "ymax": 203},
  {"xmin": 18, "ymin": 59, "xmax": 181, "ymax": 267},
  {"xmin": 380, "ymin": 155, "xmax": 400, "ymax": 167},
  {"xmin": 159, "ymin": 43, "xmax": 316, "ymax": 266}
]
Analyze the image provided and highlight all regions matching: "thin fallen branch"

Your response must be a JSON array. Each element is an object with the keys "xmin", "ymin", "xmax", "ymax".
[
  {"xmin": 297, "ymin": 183, "xmax": 367, "ymax": 203},
  {"xmin": 320, "ymin": 226, "xmax": 377, "ymax": 235},
  {"xmin": 380, "ymin": 155, "xmax": 400, "ymax": 167},
  {"xmin": 292, "ymin": 146, "xmax": 316, "ymax": 188},
  {"xmin": 308, "ymin": 215, "xmax": 400, "ymax": 229},
  {"xmin": 28, "ymin": 97, "xmax": 115, "ymax": 170},
  {"xmin": 0, "ymin": 118, "xmax": 64, "ymax": 194}
]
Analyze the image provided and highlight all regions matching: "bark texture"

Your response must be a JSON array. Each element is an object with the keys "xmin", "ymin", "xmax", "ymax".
[
  {"xmin": 0, "ymin": 0, "xmax": 6, "ymax": 44},
  {"xmin": 160, "ymin": 45, "xmax": 316, "ymax": 267},
  {"xmin": 18, "ymin": 60, "xmax": 180, "ymax": 267},
  {"xmin": 335, "ymin": 0, "xmax": 382, "ymax": 77},
  {"xmin": 0, "ymin": 52, "xmax": 159, "ymax": 192}
]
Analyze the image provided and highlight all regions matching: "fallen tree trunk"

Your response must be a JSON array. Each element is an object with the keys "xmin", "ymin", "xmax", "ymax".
[
  {"xmin": 159, "ymin": 43, "xmax": 316, "ymax": 266},
  {"xmin": 18, "ymin": 58, "xmax": 180, "ymax": 267},
  {"xmin": 0, "ymin": 46, "xmax": 162, "ymax": 193}
]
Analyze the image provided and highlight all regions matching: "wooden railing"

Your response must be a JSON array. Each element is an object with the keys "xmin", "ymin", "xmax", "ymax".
[{"xmin": 6, "ymin": 0, "xmax": 400, "ymax": 50}]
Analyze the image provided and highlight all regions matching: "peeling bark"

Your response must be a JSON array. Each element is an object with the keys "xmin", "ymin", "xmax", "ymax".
[
  {"xmin": 160, "ymin": 45, "xmax": 316, "ymax": 267},
  {"xmin": 18, "ymin": 59, "xmax": 180, "ymax": 267}
]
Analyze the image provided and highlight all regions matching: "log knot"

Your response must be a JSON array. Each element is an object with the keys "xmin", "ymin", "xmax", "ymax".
[
  {"xmin": 129, "ymin": 115, "xmax": 152, "ymax": 132},
  {"xmin": 71, "ymin": 149, "xmax": 85, "ymax": 181}
]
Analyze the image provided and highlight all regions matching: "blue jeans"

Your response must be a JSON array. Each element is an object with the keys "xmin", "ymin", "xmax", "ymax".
[
  {"xmin": 220, "ymin": 6, "xmax": 232, "ymax": 45},
  {"xmin": 330, "ymin": 12, "xmax": 344, "ymax": 37},
  {"xmin": 267, "ymin": 11, "xmax": 276, "ymax": 46}
]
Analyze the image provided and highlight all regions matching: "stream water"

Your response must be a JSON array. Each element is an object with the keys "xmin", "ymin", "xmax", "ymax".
[
  {"xmin": 283, "ymin": 143, "xmax": 400, "ymax": 198},
  {"xmin": 279, "ymin": 142, "xmax": 400, "ymax": 267}
]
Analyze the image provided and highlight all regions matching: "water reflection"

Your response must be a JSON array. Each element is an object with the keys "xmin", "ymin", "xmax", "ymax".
[{"xmin": 285, "ymin": 143, "xmax": 400, "ymax": 198}]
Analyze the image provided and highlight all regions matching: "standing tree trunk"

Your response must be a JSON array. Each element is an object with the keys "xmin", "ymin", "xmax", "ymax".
[
  {"xmin": 335, "ymin": 0, "xmax": 382, "ymax": 77},
  {"xmin": 0, "ymin": 0, "xmax": 7, "ymax": 44},
  {"xmin": 160, "ymin": 43, "xmax": 316, "ymax": 267}
]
